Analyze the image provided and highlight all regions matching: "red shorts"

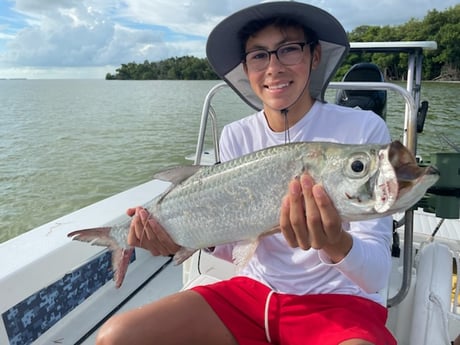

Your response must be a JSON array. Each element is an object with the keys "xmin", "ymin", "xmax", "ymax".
[{"xmin": 192, "ymin": 277, "xmax": 396, "ymax": 345}]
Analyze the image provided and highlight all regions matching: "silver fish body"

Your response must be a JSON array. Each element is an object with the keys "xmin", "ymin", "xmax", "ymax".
[{"xmin": 68, "ymin": 141, "xmax": 439, "ymax": 287}]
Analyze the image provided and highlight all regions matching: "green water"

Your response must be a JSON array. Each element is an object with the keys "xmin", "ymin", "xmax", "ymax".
[{"xmin": 0, "ymin": 79, "xmax": 458, "ymax": 242}]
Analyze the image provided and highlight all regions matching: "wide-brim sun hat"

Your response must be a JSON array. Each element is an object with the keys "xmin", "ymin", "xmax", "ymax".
[{"xmin": 206, "ymin": 1, "xmax": 350, "ymax": 110}]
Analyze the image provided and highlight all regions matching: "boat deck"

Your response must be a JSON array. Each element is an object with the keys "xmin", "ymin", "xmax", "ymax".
[{"xmin": 79, "ymin": 262, "xmax": 183, "ymax": 344}]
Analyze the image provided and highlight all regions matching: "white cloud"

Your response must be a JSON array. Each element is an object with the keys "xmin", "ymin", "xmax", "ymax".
[
  {"xmin": 0, "ymin": 0, "xmax": 220, "ymax": 77},
  {"xmin": 118, "ymin": 0, "xmax": 250, "ymax": 36},
  {"xmin": 309, "ymin": 0, "xmax": 459, "ymax": 31},
  {"xmin": 0, "ymin": 32, "xmax": 15, "ymax": 40}
]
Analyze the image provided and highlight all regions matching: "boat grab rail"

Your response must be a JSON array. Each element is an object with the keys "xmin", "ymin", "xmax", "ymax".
[
  {"xmin": 192, "ymin": 80, "xmax": 418, "ymax": 308},
  {"xmin": 329, "ymin": 82, "xmax": 417, "ymax": 308},
  {"xmin": 193, "ymin": 82, "xmax": 227, "ymax": 165}
]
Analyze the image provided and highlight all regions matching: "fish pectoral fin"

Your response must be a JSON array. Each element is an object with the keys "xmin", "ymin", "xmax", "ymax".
[
  {"xmin": 173, "ymin": 247, "xmax": 198, "ymax": 265},
  {"xmin": 232, "ymin": 227, "xmax": 280, "ymax": 270},
  {"xmin": 263, "ymin": 225, "xmax": 281, "ymax": 237},
  {"xmin": 153, "ymin": 165, "xmax": 203, "ymax": 185},
  {"xmin": 232, "ymin": 240, "xmax": 259, "ymax": 271}
]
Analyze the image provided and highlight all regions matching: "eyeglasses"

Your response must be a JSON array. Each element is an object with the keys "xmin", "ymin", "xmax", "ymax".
[{"xmin": 243, "ymin": 42, "xmax": 313, "ymax": 72}]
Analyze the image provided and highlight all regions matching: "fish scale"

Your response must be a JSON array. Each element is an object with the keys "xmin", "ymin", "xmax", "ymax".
[
  {"xmin": 68, "ymin": 140, "xmax": 439, "ymax": 288},
  {"xmin": 151, "ymin": 143, "xmax": 309, "ymax": 248}
]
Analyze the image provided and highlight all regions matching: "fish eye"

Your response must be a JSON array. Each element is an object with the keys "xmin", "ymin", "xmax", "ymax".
[
  {"xmin": 344, "ymin": 153, "xmax": 370, "ymax": 178},
  {"xmin": 351, "ymin": 160, "xmax": 365, "ymax": 173}
]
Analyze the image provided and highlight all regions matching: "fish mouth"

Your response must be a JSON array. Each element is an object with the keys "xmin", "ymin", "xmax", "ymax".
[{"xmin": 374, "ymin": 141, "xmax": 440, "ymax": 213}]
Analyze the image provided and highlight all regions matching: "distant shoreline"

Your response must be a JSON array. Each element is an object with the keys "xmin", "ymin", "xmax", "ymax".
[
  {"xmin": 0, "ymin": 78, "xmax": 27, "ymax": 80},
  {"xmin": 428, "ymin": 80, "xmax": 460, "ymax": 83}
]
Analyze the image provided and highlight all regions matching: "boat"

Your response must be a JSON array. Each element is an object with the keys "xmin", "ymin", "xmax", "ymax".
[{"xmin": 1, "ymin": 41, "xmax": 459, "ymax": 345}]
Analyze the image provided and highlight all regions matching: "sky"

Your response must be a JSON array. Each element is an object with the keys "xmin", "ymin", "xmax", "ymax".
[{"xmin": 0, "ymin": 0, "xmax": 457, "ymax": 79}]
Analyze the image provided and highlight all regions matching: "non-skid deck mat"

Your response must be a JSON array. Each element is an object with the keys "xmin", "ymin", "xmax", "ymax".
[{"xmin": 2, "ymin": 250, "xmax": 135, "ymax": 345}]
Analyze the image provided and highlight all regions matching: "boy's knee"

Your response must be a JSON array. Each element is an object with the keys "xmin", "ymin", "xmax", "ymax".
[{"xmin": 95, "ymin": 316, "xmax": 125, "ymax": 345}]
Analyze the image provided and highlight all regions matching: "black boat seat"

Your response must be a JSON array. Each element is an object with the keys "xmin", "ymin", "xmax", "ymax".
[{"xmin": 336, "ymin": 62, "xmax": 387, "ymax": 119}]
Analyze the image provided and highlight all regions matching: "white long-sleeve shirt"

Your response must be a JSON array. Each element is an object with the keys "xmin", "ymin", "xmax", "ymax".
[{"xmin": 213, "ymin": 101, "xmax": 393, "ymax": 305}]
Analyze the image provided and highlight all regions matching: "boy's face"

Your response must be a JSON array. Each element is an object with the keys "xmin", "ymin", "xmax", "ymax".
[{"xmin": 244, "ymin": 25, "xmax": 320, "ymax": 120}]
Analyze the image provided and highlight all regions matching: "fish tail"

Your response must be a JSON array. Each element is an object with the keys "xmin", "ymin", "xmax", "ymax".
[{"xmin": 67, "ymin": 227, "xmax": 133, "ymax": 288}]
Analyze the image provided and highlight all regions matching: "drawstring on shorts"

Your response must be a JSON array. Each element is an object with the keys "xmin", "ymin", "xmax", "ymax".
[{"xmin": 264, "ymin": 290, "xmax": 275, "ymax": 343}]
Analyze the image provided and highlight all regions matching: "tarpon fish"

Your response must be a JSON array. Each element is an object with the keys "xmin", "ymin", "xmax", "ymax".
[{"xmin": 68, "ymin": 140, "xmax": 439, "ymax": 287}]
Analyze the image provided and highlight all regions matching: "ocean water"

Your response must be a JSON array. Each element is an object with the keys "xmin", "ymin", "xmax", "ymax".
[{"xmin": 0, "ymin": 79, "xmax": 458, "ymax": 242}]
